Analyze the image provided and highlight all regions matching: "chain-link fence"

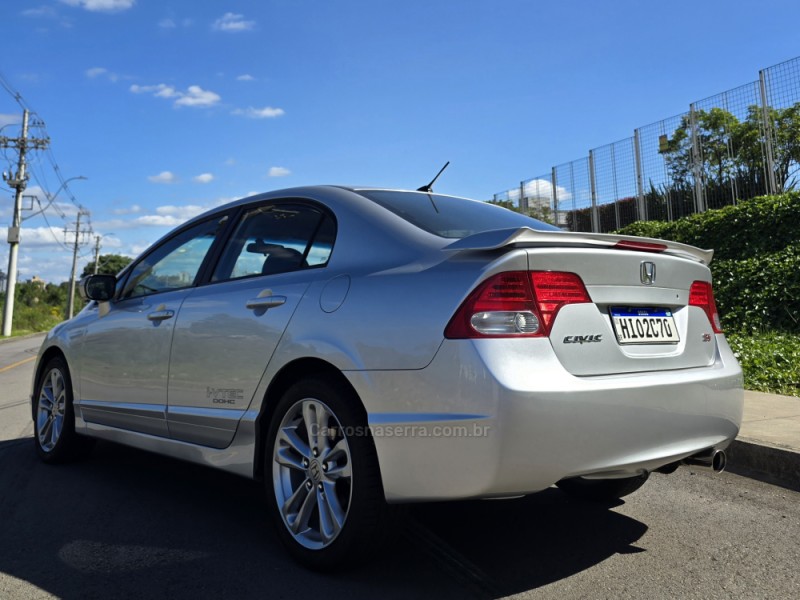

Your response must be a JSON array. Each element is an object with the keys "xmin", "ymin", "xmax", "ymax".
[{"xmin": 494, "ymin": 55, "xmax": 800, "ymax": 232}]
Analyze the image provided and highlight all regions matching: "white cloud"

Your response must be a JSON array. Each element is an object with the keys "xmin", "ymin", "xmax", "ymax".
[
  {"xmin": 155, "ymin": 205, "xmax": 206, "ymax": 219},
  {"xmin": 236, "ymin": 74, "xmax": 255, "ymax": 82},
  {"xmin": 521, "ymin": 178, "xmax": 571, "ymax": 202},
  {"xmin": 134, "ymin": 215, "xmax": 187, "ymax": 227},
  {"xmin": 94, "ymin": 235, "xmax": 123, "ymax": 249},
  {"xmin": 111, "ymin": 204, "xmax": 141, "ymax": 215},
  {"xmin": 174, "ymin": 86, "xmax": 221, "ymax": 108},
  {"xmin": 268, "ymin": 167, "xmax": 291, "ymax": 177},
  {"xmin": 193, "ymin": 173, "xmax": 214, "ymax": 184},
  {"xmin": 224, "ymin": 158, "xmax": 236, "ymax": 166},
  {"xmin": 0, "ymin": 113, "xmax": 22, "ymax": 127},
  {"xmin": 94, "ymin": 202, "xmax": 214, "ymax": 232},
  {"xmin": 232, "ymin": 106, "xmax": 285, "ymax": 119},
  {"xmin": 0, "ymin": 226, "xmax": 66, "ymax": 248},
  {"xmin": 129, "ymin": 242, "xmax": 151, "ymax": 255},
  {"xmin": 60, "ymin": 0, "xmax": 136, "ymax": 12},
  {"xmin": 86, "ymin": 67, "xmax": 107, "ymax": 78},
  {"xmin": 22, "ymin": 6, "xmax": 58, "ymax": 18},
  {"xmin": 86, "ymin": 66, "xmax": 120, "ymax": 82},
  {"xmin": 147, "ymin": 171, "xmax": 177, "ymax": 184},
  {"xmin": 158, "ymin": 17, "xmax": 192, "ymax": 29},
  {"xmin": 130, "ymin": 83, "xmax": 179, "ymax": 98},
  {"xmin": 212, "ymin": 12, "xmax": 255, "ymax": 32},
  {"xmin": 131, "ymin": 83, "xmax": 219, "ymax": 108}
]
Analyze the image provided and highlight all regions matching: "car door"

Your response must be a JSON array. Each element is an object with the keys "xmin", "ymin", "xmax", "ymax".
[
  {"xmin": 78, "ymin": 214, "xmax": 230, "ymax": 437},
  {"xmin": 166, "ymin": 201, "xmax": 336, "ymax": 447}
]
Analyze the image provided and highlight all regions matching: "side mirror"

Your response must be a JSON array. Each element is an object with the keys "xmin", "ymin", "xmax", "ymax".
[{"xmin": 80, "ymin": 274, "xmax": 117, "ymax": 302}]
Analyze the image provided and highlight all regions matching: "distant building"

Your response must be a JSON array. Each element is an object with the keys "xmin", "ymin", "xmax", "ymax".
[{"xmin": 30, "ymin": 276, "xmax": 46, "ymax": 288}]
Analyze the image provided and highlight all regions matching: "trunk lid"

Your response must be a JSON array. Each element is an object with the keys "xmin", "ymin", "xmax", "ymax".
[{"xmin": 523, "ymin": 247, "xmax": 717, "ymax": 376}]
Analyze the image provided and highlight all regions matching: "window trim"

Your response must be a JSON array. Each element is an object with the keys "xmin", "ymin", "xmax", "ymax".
[
  {"xmin": 198, "ymin": 198, "xmax": 338, "ymax": 286},
  {"xmin": 115, "ymin": 210, "xmax": 237, "ymax": 301}
]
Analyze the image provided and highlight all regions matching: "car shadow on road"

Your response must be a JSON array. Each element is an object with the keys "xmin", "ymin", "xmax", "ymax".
[
  {"xmin": 0, "ymin": 437, "xmax": 647, "ymax": 599},
  {"xmin": 409, "ymin": 489, "xmax": 649, "ymax": 597}
]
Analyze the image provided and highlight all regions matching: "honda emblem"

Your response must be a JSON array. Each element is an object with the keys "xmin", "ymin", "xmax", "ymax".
[{"xmin": 640, "ymin": 262, "xmax": 656, "ymax": 285}]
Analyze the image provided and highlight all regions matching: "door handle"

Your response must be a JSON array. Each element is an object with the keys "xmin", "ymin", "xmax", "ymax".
[
  {"xmin": 147, "ymin": 309, "xmax": 175, "ymax": 321},
  {"xmin": 246, "ymin": 296, "xmax": 287, "ymax": 310}
]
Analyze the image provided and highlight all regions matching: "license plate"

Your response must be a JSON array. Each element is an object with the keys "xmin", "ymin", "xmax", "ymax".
[{"xmin": 610, "ymin": 307, "xmax": 680, "ymax": 345}]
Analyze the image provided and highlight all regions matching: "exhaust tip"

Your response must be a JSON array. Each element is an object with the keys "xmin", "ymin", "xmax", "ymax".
[
  {"xmin": 682, "ymin": 448, "xmax": 727, "ymax": 472},
  {"xmin": 711, "ymin": 449, "xmax": 727, "ymax": 473}
]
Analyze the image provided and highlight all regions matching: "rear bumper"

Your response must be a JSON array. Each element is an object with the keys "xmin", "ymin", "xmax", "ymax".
[{"xmin": 345, "ymin": 335, "xmax": 743, "ymax": 502}]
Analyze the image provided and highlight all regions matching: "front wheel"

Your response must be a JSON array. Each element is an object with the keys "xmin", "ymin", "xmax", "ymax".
[
  {"xmin": 33, "ymin": 357, "xmax": 93, "ymax": 463},
  {"xmin": 556, "ymin": 473, "xmax": 649, "ymax": 502},
  {"xmin": 265, "ymin": 377, "xmax": 386, "ymax": 569}
]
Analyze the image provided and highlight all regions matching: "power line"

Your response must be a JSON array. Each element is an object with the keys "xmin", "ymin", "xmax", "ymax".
[
  {"xmin": 0, "ymin": 70, "xmax": 29, "ymax": 111},
  {"xmin": 35, "ymin": 199, "xmax": 71, "ymax": 252},
  {"xmin": 64, "ymin": 208, "xmax": 90, "ymax": 319},
  {"xmin": 1, "ymin": 109, "xmax": 50, "ymax": 337}
]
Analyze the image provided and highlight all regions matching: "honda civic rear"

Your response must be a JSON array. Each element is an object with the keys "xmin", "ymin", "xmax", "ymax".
[{"xmin": 349, "ymin": 242, "xmax": 743, "ymax": 502}]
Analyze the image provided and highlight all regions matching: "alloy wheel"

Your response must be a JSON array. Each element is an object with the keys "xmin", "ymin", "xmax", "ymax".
[
  {"xmin": 272, "ymin": 398, "xmax": 353, "ymax": 550},
  {"xmin": 37, "ymin": 368, "xmax": 67, "ymax": 453}
]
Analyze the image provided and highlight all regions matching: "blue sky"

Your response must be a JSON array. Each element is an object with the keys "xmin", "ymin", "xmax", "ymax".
[{"xmin": 2, "ymin": 0, "xmax": 799, "ymax": 283}]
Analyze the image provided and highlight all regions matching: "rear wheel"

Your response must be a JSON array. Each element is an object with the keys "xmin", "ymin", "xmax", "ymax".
[
  {"xmin": 265, "ymin": 377, "xmax": 386, "ymax": 569},
  {"xmin": 556, "ymin": 473, "xmax": 649, "ymax": 502},
  {"xmin": 33, "ymin": 357, "xmax": 93, "ymax": 463}
]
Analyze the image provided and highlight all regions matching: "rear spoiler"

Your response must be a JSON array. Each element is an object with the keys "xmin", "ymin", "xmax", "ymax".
[{"xmin": 443, "ymin": 227, "xmax": 713, "ymax": 265}]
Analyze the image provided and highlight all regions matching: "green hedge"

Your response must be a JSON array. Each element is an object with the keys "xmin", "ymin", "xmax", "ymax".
[
  {"xmin": 726, "ymin": 332, "xmax": 800, "ymax": 396},
  {"xmin": 615, "ymin": 193, "xmax": 800, "ymax": 395},
  {"xmin": 616, "ymin": 191, "xmax": 800, "ymax": 260},
  {"xmin": 616, "ymin": 192, "xmax": 800, "ymax": 334},
  {"xmin": 712, "ymin": 246, "xmax": 800, "ymax": 333}
]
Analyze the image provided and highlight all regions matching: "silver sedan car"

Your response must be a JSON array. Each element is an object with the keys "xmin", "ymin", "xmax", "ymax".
[{"xmin": 31, "ymin": 186, "xmax": 743, "ymax": 569}]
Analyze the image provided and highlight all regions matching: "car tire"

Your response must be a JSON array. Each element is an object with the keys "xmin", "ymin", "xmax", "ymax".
[
  {"xmin": 556, "ymin": 473, "xmax": 649, "ymax": 502},
  {"xmin": 265, "ymin": 376, "xmax": 386, "ymax": 570},
  {"xmin": 33, "ymin": 357, "xmax": 93, "ymax": 463}
]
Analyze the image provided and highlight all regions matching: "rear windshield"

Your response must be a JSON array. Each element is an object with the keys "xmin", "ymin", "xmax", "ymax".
[{"xmin": 357, "ymin": 190, "xmax": 560, "ymax": 239}]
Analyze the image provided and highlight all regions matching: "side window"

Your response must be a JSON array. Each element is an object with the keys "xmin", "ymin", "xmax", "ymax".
[
  {"xmin": 212, "ymin": 203, "xmax": 335, "ymax": 282},
  {"xmin": 121, "ymin": 216, "xmax": 227, "ymax": 299}
]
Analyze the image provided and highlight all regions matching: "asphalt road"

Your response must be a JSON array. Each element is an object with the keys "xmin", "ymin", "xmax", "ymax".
[{"xmin": 1, "ymin": 335, "xmax": 799, "ymax": 599}]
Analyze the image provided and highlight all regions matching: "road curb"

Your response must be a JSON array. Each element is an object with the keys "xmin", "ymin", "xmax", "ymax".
[
  {"xmin": 0, "ymin": 332, "xmax": 47, "ymax": 346},
  {"xmin": 726, "ymin": 438, "xmax": 800, "ymax": 492}
]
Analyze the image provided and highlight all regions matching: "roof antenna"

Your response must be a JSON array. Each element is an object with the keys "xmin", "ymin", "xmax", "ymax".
[{"xmin": 417, "ymin": 161, "xmax": 450, "ymax": 193}]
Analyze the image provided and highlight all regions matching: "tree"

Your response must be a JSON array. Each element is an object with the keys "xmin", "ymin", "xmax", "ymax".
[
  {"xmin": 487, "ymin": 199, "xmax": 519, "ymax": 212},
  {"xmin": 487, "ymin": 199, "xmax": 554, "ymax": 224},
  {"xmin": 81, "ymin": 254, "xmax": 133, "ymax": 278},
  {"xmin": 660, "ymin": 103, "xmax": 800, "ymax": 206}
]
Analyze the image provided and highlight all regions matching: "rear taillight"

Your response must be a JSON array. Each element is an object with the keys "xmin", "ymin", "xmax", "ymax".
[
  {"xmin": 530, "ymin": 271, "xmax": 592, "ymax": 333},
  {"xmin": 444, "ymin": 271, "xmax": 590, "ymax": 339},
  {"xmin": 689, "ymin": 280, "xmax": 723, "ymax": 333}
]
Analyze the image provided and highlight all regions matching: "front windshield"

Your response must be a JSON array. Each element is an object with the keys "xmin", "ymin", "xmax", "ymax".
[{"xmin": 357, "ymin": 190, "xmax": 560, "ymax": 239}]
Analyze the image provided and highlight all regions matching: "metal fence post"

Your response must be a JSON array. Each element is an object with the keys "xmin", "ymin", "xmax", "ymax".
[
  {"xmin": 519, "ymin": 181, "xmax": 527, "ymax": 213},
  {"xmin": 551, "ymin": 167, "xmax": 560, "ymax": 228},
  {"xmin": 610, "ymin": 144, "xmax": 621, "ymax": 231},
  {"xmin": 689, "ymin": 103, "xmax": 706, "ymax": 213},
  {"xmin": 588, "ymin": 150, "xmax": 599, "ymax": 232},
  {"xmin": 633, "ymin": 128, "xmax": 646, "ymax": 221},
  {"xmin": 759, "ymin": 69, "xmax": 779, "ymax": 194}
]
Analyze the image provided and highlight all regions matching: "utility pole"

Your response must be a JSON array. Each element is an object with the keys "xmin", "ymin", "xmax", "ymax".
[
  {"xmin": 93, "ymin": 235, "xmax": 101, "ymax": 274},
  {"xmin": 65, "ymin": 209, "xmax": 90, "ymax": 320},
  {"xmin": 1, "ymin": 109, "xmax": 50, "ymax": 337}
]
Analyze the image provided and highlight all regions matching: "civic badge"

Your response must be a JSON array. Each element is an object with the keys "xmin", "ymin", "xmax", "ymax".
[{"xmin": 640, "ymin": 261, "xmax": 656, "ymax": 285}]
